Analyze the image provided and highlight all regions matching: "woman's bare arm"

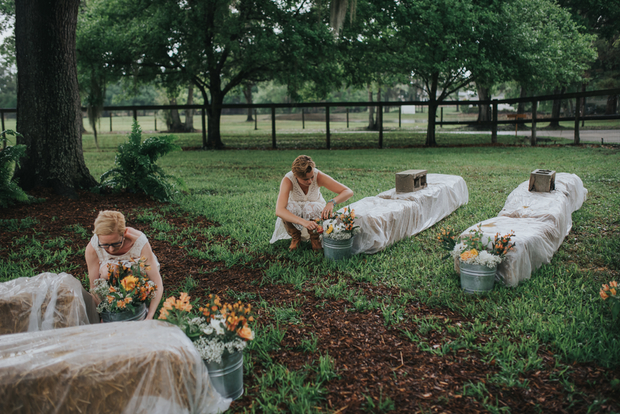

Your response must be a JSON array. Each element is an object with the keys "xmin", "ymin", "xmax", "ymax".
[{"xmin": 317, "ymin": 171, "xmax": 354, "ymax": 219}]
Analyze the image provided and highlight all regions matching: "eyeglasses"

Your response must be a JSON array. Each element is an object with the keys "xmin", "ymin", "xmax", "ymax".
[{"xmin": 98, "ymin": 236, "xmax": 124, "ymax": 249}]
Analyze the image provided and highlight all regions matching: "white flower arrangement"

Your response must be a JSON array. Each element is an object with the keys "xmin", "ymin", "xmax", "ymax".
[
  {"xmin": 318, "ymin": 207, "xmax": 360, "ymax": 240},
  {"xmin": 444, "ymin": 226, "xmax": 516, "ymax": 269},
  {"xmin": 451, "ymin": 242, "xmax": 503, "ymax": 268}
]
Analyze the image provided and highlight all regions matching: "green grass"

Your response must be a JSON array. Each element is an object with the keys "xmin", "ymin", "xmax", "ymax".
[{"xmin": 2, "ymin": 135, "xmax": 619, "ymax": 411}]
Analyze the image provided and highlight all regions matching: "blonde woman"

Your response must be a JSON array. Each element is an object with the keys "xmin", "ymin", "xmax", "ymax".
[
  {"xmin": 85, "ymin": 210, "xmax": 163, "ymax": 320},
  {"xmin": 270, "ymin": 155, "xmax": 353, "ymax": 250}
]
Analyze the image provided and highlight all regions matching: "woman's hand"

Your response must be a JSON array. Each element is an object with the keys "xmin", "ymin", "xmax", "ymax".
[
  {"xmin": 302, "ymin": 219, "xmax": 320, "ymax": 232},
  {"xmin": 321, "ymin": 202, "xmax": 334, "ymax": 219}
]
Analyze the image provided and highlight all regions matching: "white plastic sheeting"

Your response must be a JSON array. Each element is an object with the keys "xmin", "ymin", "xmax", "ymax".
[
  {"xmin": 348, "ymin": 174, "xmax": 469, "ymax": 254},
  {"xmin": 0, "ymin": 273, "xmax": 89, "ymax": 335},
  {"xmin": 459, "ymin": 173, "xmax": 587, "ymax": 287},
  {"xmin": 0, "ymin": 320, "xmax": 231, "ymax": 414}
]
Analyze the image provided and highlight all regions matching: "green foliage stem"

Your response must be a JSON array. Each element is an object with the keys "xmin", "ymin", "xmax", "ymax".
[{"xmin": 0, "ymin": 130, "xmax": 30, "ymax": 208}]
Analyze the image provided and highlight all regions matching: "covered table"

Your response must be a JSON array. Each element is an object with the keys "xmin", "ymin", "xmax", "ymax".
[
  {"xmin": 348, "ymin": 174, "xmax": 469, "ymax": 254},
  {"xmin": 0, "ymin": 320, "xmax": 231, "ymax": 414}
]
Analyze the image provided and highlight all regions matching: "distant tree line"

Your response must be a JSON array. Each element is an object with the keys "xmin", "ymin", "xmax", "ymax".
[{"xmin": 1, "ymin": 0, "xmax": 618, "ymax": 195}]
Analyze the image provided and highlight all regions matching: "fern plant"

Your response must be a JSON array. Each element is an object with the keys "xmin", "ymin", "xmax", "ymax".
[
  {"xmin": 0, "ymin": 130, "xmax": 31, "ymax": 208},
  {"xmin": 99, "ymin": 121, "xmax": 183, "ymax": 201}
]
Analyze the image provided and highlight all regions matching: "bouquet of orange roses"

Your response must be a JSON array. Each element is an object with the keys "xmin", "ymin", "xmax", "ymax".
[
  {"xmin": 91, "ymin": 257, "xmax": 157, "ymax": 314},
  {"xmin": 159, "ymin": 293, "xmax": 255, "ymax": 363}
]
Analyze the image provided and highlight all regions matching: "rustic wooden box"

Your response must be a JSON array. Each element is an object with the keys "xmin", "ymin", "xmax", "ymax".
[
  {"xmin": 528, "ymin": 169, "xmax": 556, "ymax": 192},
  {"xmin": 395, "ymin": 169, "xmax": 427, "ymax": 193}
]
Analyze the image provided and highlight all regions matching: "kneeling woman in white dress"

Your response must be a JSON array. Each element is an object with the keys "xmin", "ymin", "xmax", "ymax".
[
  {"xmin": 85, "ymin": 211, "xmax": 164, "ymax": 320},
  {"xmin": 270, "ymin": 155, "xmax": 353, "ymax": 250}
]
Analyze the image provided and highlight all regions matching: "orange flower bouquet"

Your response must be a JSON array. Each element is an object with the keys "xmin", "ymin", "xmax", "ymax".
[
  {"xmin": 158, "ymin": 293, "xmax": 255, "ymax": 363},
  {"xmin": 91, "ymin": 257, "xmax": 157, "ymax": 314},
  {"xmin": 600, "ymin": 281, "xmax": 620, "ymax": 321},
  {"xmin": 450, "ymin": 226, "xmax": 515, "ymax": 268}
]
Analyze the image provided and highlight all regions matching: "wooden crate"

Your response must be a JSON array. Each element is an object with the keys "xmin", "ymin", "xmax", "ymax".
[{"xmin": 395, "ymin": 169, "xmax": 427, "ymax": 193}]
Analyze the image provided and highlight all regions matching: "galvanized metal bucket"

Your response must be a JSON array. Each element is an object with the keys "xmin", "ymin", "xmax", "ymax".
[
  {"xmin": 323, "ymin": 236, "xmax": 354, "ymax": 261},
  {"xmin": 459, "ymin": 262, "xmax": 496, "ymax": 294},
  {"xmin": 100, "ymin": 302, "xmax": 147, "ymax": 323},
  {"xmin": 204, "ymin": 351, "xmax": 244, "ymax": 400}
]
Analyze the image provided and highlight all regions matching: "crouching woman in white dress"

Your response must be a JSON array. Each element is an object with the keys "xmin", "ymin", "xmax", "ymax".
[{"xmin": 270, "ymin": 155, "xmax": 353, "ymax": 251}]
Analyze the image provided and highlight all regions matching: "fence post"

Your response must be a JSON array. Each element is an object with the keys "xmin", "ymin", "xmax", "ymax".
[
  {"xmin": 1, "ymin": 110, "xmax": 5, "ymax": 149},
  {"xmin": 378, "ymin": 104, "xmax": 383, "ymax": 149},
  {"xmin": 201, "ymin": 108, "xmax": 207, "ymax": 148},
  {"xmin": 109, "ymin": 113, "xmax": 112, "ymax": 132},
  {"xmin": 154, "ymin": 112, "xmax": 157, "ymax": 131},
  {"xmin": 1, "ymin": 111, "xmax": 5, "ymax": 149},
  {"xmin": 133, "ymin": 109, "xmax": 137, "ymax": 121},
  {"xmin": 326, "ymin": 105, "xmax": 331, "ymax": 150},
  {"xmin": 271, "ymin": 107, "xmax": 276, "ymax": 149},
  {"xmin": 254, "ymin": 109, "xmax": 257, "ymax": 130},
  {"xmin": 440, "ymin": 107, "xmax": 443, "ymax": 128},
  {"xmin": 491, "ymin": 100, "xmax": 498, "ymax": 144},
  {"xmin": 530, "ymin": 101, "xmax": 537, "ymax": 146},
  {"xmin": 346, "ymin": 108, "xmax": 349, "ymax": 128},
  {"xmin": 399, "ymin": 106, "xmax": 401, "ymax": 128},
  {"xmin": 302, "ymin": 109, "xmax": 305, "ymax": 129},
  {"xmin": 574, "ymin": 97, "xmax": 580, "ymax": 145}
]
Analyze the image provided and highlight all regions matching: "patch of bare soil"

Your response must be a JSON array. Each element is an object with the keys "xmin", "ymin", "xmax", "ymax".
[{"xmin": 1, "ymin": 189, "xmax": 619, "ymax": 413}]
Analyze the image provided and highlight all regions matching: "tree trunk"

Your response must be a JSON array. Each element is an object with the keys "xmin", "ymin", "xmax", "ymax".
[
  {"xmin": 606, "ymin": 95, "xmax": 618, "ymax": 115},
  {"xmin": 243, "ymin": 83, "xmax": 254, "ymax": 122},
  {"xmin": 184, "ymin": 83, "xmax": 195, "ymax": 132},
  {"xmin": 517, "ymin": 85, "xmax": 527, "ymax": 115},
  {"xmin": 367, "ymin": 84, "xmax": 376, "ymax": 130},
  {"xmin": 14, "ymin": 0, "xmax": 97, "ymax": 197},
  {"xmin": 425, "ymin": 73, "xmax": 439, "ymax": 147},
  {"xmin": 166, "ymin": 97, "xmax": 184, "ymax": 132},
  {"xmin": 475, "ymin": 83, "xmax": 491, "ymax": 124},
  {"xmin": 205, "ymin": 90, "xmax": 225, "ymax": 149},
  {"xmin": 549, "ymin": 87, "xmax": 565, "ymax": 128}
]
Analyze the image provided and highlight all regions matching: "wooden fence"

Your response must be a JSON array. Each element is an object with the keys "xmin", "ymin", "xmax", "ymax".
[{"xmin": 2, "ymin": 88, "xmax": 619, "ymax": 149}]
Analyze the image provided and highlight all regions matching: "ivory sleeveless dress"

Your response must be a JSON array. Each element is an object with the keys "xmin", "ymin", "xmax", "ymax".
[
  {"xmin": 270, "ymin": 168, "xmax": 327, "ymax": 243},
  {"xmin": 90, "ymin": 231, "xmax": 160, "ymax": 275}
]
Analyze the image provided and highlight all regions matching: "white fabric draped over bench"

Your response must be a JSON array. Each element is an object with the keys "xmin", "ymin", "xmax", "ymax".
[{"xmin": 347, "ymin": 174, "xmax": 469, "ymax": 254}]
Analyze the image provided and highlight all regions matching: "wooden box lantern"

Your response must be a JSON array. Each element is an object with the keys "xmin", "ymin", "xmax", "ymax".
[
  {"xmin": 395, "ymin": 169, "xmax": 428, "ymax": 193},
  {"xmin": 529, "ymin": 169, "xmax": 556, "ymax": 192}
]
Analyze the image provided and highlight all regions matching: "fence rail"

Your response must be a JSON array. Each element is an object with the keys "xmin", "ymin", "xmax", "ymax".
[{"xmin": 2, "ymin": 88, "xmax": 619, "ymax": 149}]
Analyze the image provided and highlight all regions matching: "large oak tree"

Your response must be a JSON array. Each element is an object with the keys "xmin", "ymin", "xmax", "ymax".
[{"xmin": 14, "ymin": 0, "xmax": 96, "ymax": 196}]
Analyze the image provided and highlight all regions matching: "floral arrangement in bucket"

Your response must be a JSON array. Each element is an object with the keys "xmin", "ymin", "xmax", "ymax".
[
  {"xmin": 600, "ymin": 281, "xmax": 620, "ymax": 321},
  {"xmin": 315, "ymin": 207, "xmax": 361, "ymax": 241},
  {"xmin": 448, "ymin": 225, "xmax": 516, "ymax": 268},
  {"xmin": 158, "ymin": 293, "xmax": 255, "ymax": 364},
  {"xmin": 91, "ymin": 257, "xmax": 157, "ymax": 315}
]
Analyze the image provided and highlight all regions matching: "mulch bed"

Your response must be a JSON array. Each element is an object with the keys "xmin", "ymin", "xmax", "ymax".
[{"xmin": 1, "ymin": 188, "xmax": 619, "ymax": 413}]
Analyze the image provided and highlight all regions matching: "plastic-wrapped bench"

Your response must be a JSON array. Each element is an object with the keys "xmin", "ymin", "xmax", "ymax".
[
  {"xmin": 0, "ymin": 320, "xmax": 231, "ymax": 414},
  {"xmin": 458, "ymin": 173, "xmax": 587, "ymax": 287},
  {"xmin": 348, "ymin": 174, "xmax": 469, "ymax": 254}
]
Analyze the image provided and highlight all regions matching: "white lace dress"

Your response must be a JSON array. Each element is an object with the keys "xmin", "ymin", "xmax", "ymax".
[
  {"xmin": 90, "ymin": 231, "xmax": 160, "ymax": 276},
  {"xmin": 270, "ymin": 169, "xmax": 327, "ymax": 243}
]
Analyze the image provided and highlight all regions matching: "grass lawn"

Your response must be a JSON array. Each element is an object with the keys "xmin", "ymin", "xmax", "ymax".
[{"xmin": 1, "ymin": 136, "xmax": 619, "ymax": 412}]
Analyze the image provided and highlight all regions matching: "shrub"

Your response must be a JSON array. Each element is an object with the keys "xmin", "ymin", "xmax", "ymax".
[
  {"xmin": 0, "ymin": 130, "xmax": 31, "ymax": 208},
  {"xmin": 99, "ymin": 121, "xmax": 183, "ymax": 201}
]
